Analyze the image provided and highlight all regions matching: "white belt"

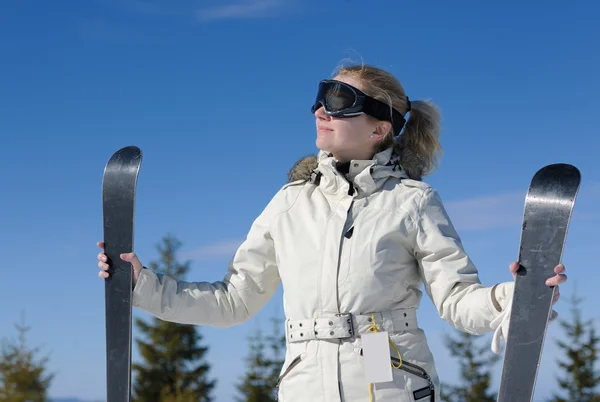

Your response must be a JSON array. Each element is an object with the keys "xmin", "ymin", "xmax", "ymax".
[{"xmin": 285, "ymin": 309, "xmax": 418, "ymax": 343}]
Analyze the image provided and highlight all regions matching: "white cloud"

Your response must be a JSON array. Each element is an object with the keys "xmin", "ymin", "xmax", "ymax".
[
  {"xmin": 444, "ymin": 191, "xmax": 526, "ymax": 231},
  {"xmin": 180, "ymin": 239, "xmax": 243, "ymax": 260},
  {"xmin": 444, "ymin": 179, "xmax": 600, "ymax": 231},
  {"xmin": 197, "ymin": 0, "xmax": 284, "ymax": 21}
]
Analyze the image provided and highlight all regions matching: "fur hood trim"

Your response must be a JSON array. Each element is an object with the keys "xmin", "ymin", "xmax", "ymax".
[
  {"xmin": 287, "ymin": 146, "xmax": 425, "ymax": 183},
  {"xmin": 287, "ymin": 155, "xmax": 319, "ymax": 183}
]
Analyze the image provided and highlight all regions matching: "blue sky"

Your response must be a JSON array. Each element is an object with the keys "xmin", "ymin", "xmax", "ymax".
[{"xmin": 0, "ymin": 0, "xmax": 598, "ymax": 401}]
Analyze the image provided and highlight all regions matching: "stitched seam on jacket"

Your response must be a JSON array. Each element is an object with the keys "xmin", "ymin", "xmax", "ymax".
[
  {"xmin": 269, "ymin": 183, "xmax": 306, "ymax": 233},
  {"xmin": 229, "ymin": 183, "xmax": 305, "ymax": 294},
  {"xmin": 407, "ymin": 186, "xmax": 431, "ymax": 234}
]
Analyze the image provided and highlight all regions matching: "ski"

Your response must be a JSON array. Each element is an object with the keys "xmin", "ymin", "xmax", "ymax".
[
  {"xmin": 102, "ymin": 145, "xmax": 143, "ymax": 402},
  {"xmin": 497, "ymin": 163, "xmax": 581, "ymax": 402}
]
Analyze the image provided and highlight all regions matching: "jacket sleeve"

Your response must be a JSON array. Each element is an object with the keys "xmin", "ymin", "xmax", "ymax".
[
  {"xmin": 131, "ymin": 190, "xmax": 284, "ymax": 328},
  {"xmin": 413, "ymin": 186, "xmax": 514, "ymax": 335}
]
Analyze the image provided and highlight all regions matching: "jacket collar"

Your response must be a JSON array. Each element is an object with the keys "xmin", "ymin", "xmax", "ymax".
[{"xmin": 288, "ymin": 147, "xmax": 409, "ymax": 197}]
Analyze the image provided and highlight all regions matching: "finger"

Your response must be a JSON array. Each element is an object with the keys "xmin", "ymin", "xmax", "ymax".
[
  {"xmin": 554, "ymin": 264, "xmax": 565, "ymax": 274},
  {"xmin": 97, "ymin": 241, "xmax": 105, "ymax": 250},
  {"xmin": 98, "ymin": 270, "xmax": 109, "ymax": 279},
  {"xmin": 120, "ymin": 252, "xmax": 137, "ymax": 262},
  {"xmin": 557, "ymin": 273, "xmax": 567, "ymax": 284},
  {"xmin": 552, "ymin": 286, "xmax": 560, "ymax": 305},
  {"xmin": 97, "ymin": 252, "xmax": 107, "ymax": 262},
  {"xmin": 120, "ymin": 252, "xmax": 142, "ymax": 270},
  {"xmin": 546, "ymin": 274, "xmax": 567, "ymax": 287},
  {"xmin": 509, "ymin": 261, "xmax": 519, "ymax": 273},
  {"xmin": 98, "ymin": 262, "xmax": 109, "ymax": 270}
]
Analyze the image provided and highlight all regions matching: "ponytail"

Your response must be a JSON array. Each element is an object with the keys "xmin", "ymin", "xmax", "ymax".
[{"xmin": 392, "ymin": 99, "xmax": 442, "ymax": 180}]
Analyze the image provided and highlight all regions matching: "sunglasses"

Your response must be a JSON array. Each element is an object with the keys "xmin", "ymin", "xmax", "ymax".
[{"xmin": 311, "ymin": 80, "xmax": 407, "ymax": 135}]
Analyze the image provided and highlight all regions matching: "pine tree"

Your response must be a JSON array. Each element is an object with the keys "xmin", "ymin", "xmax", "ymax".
[
  {"xmin": 132, "ymin": 234, "xmax": 216, "ymax": 401},
  {"xmin": 235, "ymin": 328, "xmax": 274, "ymax": 402},
  {"xmin": 236, "ymin": 315, "xmax": 286, "ymax": 402},
  {"xmin": 549, "ymin": 291, "xmax": 600, "ymax": 402},
  {"xmin": 439, "ymin": 330, "xmax": 499, "ymax": 402},
  {"xmin": 0, "ymin": 314, "xmax": 54, "ymax": 402}
]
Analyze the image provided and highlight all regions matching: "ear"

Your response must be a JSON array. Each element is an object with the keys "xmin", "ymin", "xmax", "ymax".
[{"xmin": 371, "ymin": 121, "xmax": 393, "ymax": 140}]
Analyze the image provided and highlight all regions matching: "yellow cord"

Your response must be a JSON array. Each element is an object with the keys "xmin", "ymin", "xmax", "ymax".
[{"xmin": 365, "ymin": 313, "xmax": 403, "ymax": 402}]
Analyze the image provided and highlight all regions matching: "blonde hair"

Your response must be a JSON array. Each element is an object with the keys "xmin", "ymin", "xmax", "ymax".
[{"xmin": 335, "ymin": 63, "xmax": 442, "ymax": 179}]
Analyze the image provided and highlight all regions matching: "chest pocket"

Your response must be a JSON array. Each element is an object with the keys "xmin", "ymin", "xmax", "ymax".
[{"xmin": 341, "ymin": 202, "xmax": 417, "ymax": 285}]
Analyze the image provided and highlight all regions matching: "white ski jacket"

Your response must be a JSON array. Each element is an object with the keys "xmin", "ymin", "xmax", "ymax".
[{"xmin": 132, "ymin": 146, "xmax": 516, "ymax": 402}]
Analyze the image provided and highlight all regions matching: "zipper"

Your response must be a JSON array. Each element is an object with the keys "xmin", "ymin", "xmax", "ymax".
[
  {"xmin": 360, "ymin": 349, "xmax": 435, "ymax": 401},
  {"xmin": 336, "ymin": 202, "xmax": 354, "ymax": 306},
  {"xmin": 275, "ymin": 355, "xmax": 302, "ymax": 387},
  {"xmin": 391, "ymin": 356, "xmax": 435, "ymax": 402},
  {"xmin": 336, "ymin": 200, "xmax": 355, "ymax": 401}
]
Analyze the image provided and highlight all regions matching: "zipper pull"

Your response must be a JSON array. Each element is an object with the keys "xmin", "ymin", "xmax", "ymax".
[{"xmin": 344, "ymin": 226, "xmax": 354, "ymax": 239}]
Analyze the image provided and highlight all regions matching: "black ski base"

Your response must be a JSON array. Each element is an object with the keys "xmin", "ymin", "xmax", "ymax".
[
  {"xmin": 497, "ymin": 163, "xmax": 580, "ymax": 402},
  {"xmin": 102, "ymin": 145, "xmax": 142, "ymax": 402}
]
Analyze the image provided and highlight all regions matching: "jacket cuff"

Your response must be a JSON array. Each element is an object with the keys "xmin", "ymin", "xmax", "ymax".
[
  {"xmin": 490, "ymin": 282, "xmax": 514, "ymax": 313},
  {"xmin": 132, "ymin": 268, "xmax": 156, "ymax": 311}
]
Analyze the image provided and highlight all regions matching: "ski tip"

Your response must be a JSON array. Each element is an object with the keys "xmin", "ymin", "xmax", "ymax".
[
  {"xmin": 533, "ymin": 163, "xmax": 581, "ymax": 182},
  {"xmin": 102, "ymin": 146, "xmax": 143, "ymax": 183},
  {"xmin": 120, "ymin": 145, "xmax": 141, "ymax": 152},
  {"xmin": 113, "ymin": 145, "xmax": 142, "ymax": 157},
  {"xmin": 105, "ymin": 146, "xmax": 143, "ymax": 165},
  {"xmin": 536, "ymin": 163, "xmax": 580, "ymax": 174}
]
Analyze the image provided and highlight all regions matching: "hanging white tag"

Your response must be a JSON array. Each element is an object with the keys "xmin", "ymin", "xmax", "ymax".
[{"xmin": 361, "ymin": 331, "xmax": 393, "ymax": 383}]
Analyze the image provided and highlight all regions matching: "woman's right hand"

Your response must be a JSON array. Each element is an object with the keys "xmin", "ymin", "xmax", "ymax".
[{"xmin": 97, "ymin": 241, "xmax": 144, "ymax": 284}]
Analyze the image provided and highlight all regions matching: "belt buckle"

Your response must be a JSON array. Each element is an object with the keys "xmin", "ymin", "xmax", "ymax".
[{"xmin": 336, "ymin": 312, "xmax": 354, "ymax": 338}]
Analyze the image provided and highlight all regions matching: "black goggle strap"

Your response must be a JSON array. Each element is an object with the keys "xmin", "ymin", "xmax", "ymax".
[{"xmin": 361, "ymin": 96, "xmax": 407, "ymax": 136}]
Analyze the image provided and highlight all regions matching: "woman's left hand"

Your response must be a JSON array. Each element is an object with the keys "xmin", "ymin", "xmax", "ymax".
[{"xmin": 509, "ymin": 262, "xmax": 567, "ymax": 306}]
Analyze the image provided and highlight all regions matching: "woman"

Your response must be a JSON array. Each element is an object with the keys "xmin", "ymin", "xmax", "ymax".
[{"xmin": 97, "ymin": 64, "xmax": 567, "ymax": 401}]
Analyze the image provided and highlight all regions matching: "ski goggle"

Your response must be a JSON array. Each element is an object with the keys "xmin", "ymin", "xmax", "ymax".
[{"xmin": 311, "ymin": 80, "xmax": 407, "ymax": 135}]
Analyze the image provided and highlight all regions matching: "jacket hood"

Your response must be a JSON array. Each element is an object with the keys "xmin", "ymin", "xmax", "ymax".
[{"xmin": 287, "ymin": 145, "xmax": 425, "ymax": 183}]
